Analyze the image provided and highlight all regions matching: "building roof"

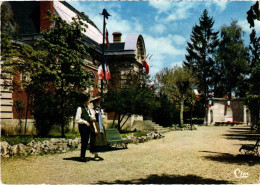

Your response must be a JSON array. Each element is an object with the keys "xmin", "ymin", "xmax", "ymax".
[
  {"xmin": 124, "ymin": 34, "xmax": 141, "ymax": 50},
  {"xmin": 7, "ymin": 1, "xmax": 103, "ymax": 45},
  {"xmin": 7, "ymin": 1, "xmax": 145, "ymax": 58},
  {"xmin": 54, "ymin": 1, "xmax": 103, "ymax": 44}
]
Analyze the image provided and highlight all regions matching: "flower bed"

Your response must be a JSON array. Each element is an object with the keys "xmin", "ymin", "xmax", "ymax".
[{"xmin": 214, "ymin": 121, "xmax": 244, "ymax": 126}]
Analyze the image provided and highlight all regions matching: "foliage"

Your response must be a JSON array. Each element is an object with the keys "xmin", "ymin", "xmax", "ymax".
[
  {"xmin": 152, "ymin": 95, "xmax": 179, "ymax": 127},
  {"xmin": 155, "ymin": 66, "xmax": 196, "ymax": 126},
  {"xmin": 244, "ymin": 1, "xmax": 260, "ymax": 126},
  {"xmin": 104, "ymin": 73, "xmax": 158, "ymax": 130},
  {"xmin": 120, "ymin": 130, "xmax": 149, "ymax": 138},
  {"xmin": 215, "ymin": 20, "xmax": 249, "ymax": 98},
  {"xmin": 184, "ymin": 9, "xmax": 219, "ymax": 97},
  {"xmin": 0, "ymin": 130, "xmax": 80, "ymax": 146},
  {"xmin": 247, "ymin": 1, "xmax": 260, "ymax": 28},
  {"xmin": 1, "ymin": 9, "xmax": 93, "ymax": 137}
]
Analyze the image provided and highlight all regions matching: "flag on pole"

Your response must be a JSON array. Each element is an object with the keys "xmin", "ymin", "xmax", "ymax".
[
  {"xmin": 105, "ymin": 59, "xmax": 111, "ymax": 80},
  {"xmin": 142, "ymin": 58, "xmax": 150, "ymax": 74},
  {"xmin": 105, "ymin": 28, "xmax": 110, "ymax": 48},
  {"xmin": 191, "ymin": 86, "xmax": 200, "ymax": 98},
  {"xmin": 102, "ymin": 9, "xmax": 110, "ymax": 19},
  {"xmin": 98, "ymin": 64, "xmax": 104, "ymax": 80},
  {"xmin": 98, "ymin": 59, "xmax": 111, "ymax": 80}
]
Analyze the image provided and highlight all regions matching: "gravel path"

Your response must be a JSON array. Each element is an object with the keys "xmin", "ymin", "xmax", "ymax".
[{"xmin": 1, "ymin": 126, "xmax": 260, "ymax": 184}]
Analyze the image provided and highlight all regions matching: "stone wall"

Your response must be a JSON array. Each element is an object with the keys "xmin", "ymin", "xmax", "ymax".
[
  {"xmin": 1, "ymin": 131, "xmax": 165, "ymax": 158},
  {"xmin": 1, "ymin": 138, "xmax": 81, "ymax": 158}
]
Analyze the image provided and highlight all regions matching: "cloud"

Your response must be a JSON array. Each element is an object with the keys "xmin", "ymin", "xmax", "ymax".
[
  {"xmin": 169, "ymin": 35, "xmax": 187, "ymax": 46},
  {"xmin": 68, "ymin": 1, "xmax": 143, "ymax": 42},
  {"xmin": 205, "ymin": 1, "xmax": 228, "ymax": 12},
  {"xmin": 238, "ymin": 19, "xmax": 260, "ymax": 34},
  {"xmin": 144, "ymin": 34, "xmax": 186, "ymax": 56},
  {"xmin": 150, "ymin": 24, "xmax": 166, "ymax": 34},
  {"xmin": 143, "ymin": 34, "xmax": 186, "ymax": 76},
  {"xmin": 213, "ymin": 1, "xmax": 228, "ymax": 12},
  {"xmin": 148, "ymin": 1, "xmax": 172, "ymax": 14},
  {"xmin": 150, "ymin": 1, "xmax": 195, "ymax": 22}
]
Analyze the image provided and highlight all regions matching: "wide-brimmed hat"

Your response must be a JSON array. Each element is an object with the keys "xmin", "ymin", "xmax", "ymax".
[{"xmin": 90, "ymin": 96, "xmax": 101, "ymax": 102}]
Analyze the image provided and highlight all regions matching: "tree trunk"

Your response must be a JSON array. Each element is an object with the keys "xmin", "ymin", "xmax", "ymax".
[
  {"xmin": 117, "ymin": 114, "xmax": 121, "ymax": 131},
  {"xmin": 180, "ymin": 96, "xmax": 184, "ymax": 127},
  {"xmin": 24, "ymin": 93, "xmax": 30, "ymax": 135},
  {"xmin": 120, "ymin": 114, "xmax": 131, "ymax": 129},
  {"xmin": 61, "ymin": 80, "xmax": 65, "ymax": 138},
  {"xmin": 72, "ymin": 116, "xmax": 75, "ymax": 132}
]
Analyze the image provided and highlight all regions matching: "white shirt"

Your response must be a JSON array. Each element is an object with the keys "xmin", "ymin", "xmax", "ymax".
[{"xmin": 75, "ymin": 106, "xmax": 96, "ymax": 125}]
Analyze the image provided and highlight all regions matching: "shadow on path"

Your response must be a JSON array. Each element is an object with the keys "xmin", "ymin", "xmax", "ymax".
[
  {"xmin": 63, "ymin": 147, "xmax": 126, "ymax": 162},
  {"xmin": 222, "ymin": 127, "xmax": 260, "ymax": 141},
  {"xmin": 98, "ymin": 174, "xmax": 232, "ymax": 184},
  {"xmin": 201, "ymin": 151, "xmax": 260, "ymax": 166},
  {"xmin": 63, "ymin": 157, "xmax": 94, "ymax": 162}
]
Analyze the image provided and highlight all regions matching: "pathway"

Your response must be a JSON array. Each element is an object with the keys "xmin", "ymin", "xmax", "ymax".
[{"xmin": 1, "ymin": 126, "xmax": 259, "ymax": 184}]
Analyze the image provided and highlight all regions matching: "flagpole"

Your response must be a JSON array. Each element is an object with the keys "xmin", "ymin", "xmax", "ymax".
[{"xmin": 101, "ymin": 10, "xmax": 106, "ymax": 98}]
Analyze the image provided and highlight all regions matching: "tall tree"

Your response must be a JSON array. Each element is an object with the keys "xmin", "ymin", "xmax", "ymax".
[
  {"xmin": 184, "ymin": 9, "xmax": 218, "ymax": 125},
  {"xmin": 155, "ymin": 66, "xmax": 196, "ymax": 126},
  {"xmin": 245, "ymin": 1, "xmax": 260, "ymax": 126},
  {"xmin": 184, "ymin": 9, "xmax": 219, "ymax": 97},
  {"xmin": 215, "ymin": 20, "xmax": 249, "ymax": 98}
]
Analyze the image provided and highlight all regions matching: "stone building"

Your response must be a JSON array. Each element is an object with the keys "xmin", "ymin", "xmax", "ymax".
[
  {"xmin": 206, "ymin": 98, "xmax": 250, "ymax": 125},
  {"xmin": 0, "ymin": 1, "xmax": 147, "ymax": 134}
]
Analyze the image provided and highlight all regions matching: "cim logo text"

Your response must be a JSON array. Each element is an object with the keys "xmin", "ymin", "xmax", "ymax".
[{"xmin": 234, "ymin": 168, "xmax": 249, "ymax": 178}]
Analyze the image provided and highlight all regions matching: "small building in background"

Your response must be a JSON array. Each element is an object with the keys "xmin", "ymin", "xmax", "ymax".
[{"xmin": 205, "ymin": 98, "xmax": 250, "ymax": 125}]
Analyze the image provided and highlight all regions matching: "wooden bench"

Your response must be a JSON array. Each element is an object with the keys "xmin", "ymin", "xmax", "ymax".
[
  {"xmin": 106, "ymin": 128, "xmax": 130, "ymax": 149},
  {"xmin": 239, "ymin": 137, "xmax": 260, "ymax": 156}
]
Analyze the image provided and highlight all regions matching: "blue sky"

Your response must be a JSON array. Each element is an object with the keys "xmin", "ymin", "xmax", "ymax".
[{"xmin": 68, "ymin": 1, "xmax": 259, "ymax": 77}]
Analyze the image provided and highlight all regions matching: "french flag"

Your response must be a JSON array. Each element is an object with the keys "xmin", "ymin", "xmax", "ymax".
[
  {"xmin": 98, "ymin": 59, "xmax": 111, "ymax": 80},
  {"xmin": 191, "ymin": 86, "xmax": 200, "ymax": 98},
  {"xmin": 142, "ymin": 58, "xmax": 150, "ymax": 74}
]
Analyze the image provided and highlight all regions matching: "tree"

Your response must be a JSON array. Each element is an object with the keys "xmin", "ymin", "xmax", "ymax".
[
  {"xmin": 103, "ymin": 73, "xmax": 158, "ymax": 131},
  {"xmin": 152, "ymin": 94, "xmax": 179, "ymax": 127},
  {"xmin": 2, "ymin": 9, "xmax": 94, "ymax": 137},
  {"xmin": 245, "ymin": 1, "xmax": 260, "ymax": 127},
  {"xmin": 184, "ymin": 9, "xmax": 219, "ymax": 125},
  {"xmin": 184, "ymin": 9, "xmax": 219, "ymax": 97},
  {"xmin": 155, "ymin": 66, "xmax": 196, "ymax": 126},
  {"xmin": 215, "ymin": 20, "xmax": 249, "ymax": 98}
]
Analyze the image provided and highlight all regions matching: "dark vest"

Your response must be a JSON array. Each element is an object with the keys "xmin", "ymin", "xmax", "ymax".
[{"xmin": 81, "ymin": 106, "xmax": 90, "ymax": 123}]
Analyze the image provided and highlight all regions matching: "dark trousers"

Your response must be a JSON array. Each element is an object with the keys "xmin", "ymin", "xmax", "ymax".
[{"xmin": 78, "ymin": 124, "xmax": 91, "ymax": 159}]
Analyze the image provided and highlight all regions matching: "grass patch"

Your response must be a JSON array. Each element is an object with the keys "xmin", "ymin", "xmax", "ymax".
[
  {"xmin": 1, "ymin": 130, "xmax": 81, "ymax": 146},
  {"xmin": 120, "ymin": 130, "xmax": 149, "ymax": 138}
]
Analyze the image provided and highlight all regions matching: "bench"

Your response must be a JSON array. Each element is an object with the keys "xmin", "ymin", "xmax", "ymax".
[
  {"xmin": 239, "ymin": 137, "xmax": 260, "ymax": 156},
  {"xmin": 106, "ymin": 128, "xmax": 130, "ymax": 149}
]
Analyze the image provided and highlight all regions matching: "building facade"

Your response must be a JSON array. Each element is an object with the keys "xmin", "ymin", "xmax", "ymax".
[{"xmin": 0, "ymin": 1, "xmax": 147, "ymax": 134}]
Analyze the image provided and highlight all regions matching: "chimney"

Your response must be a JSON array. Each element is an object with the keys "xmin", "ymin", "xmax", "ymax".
[
  {"xmin": 112, "ymin": 32, "xmax": 122, "ymax": 43},
  {"xmin": 40, "ymin": 1, "xmax": 53, "ymax": 32}
]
